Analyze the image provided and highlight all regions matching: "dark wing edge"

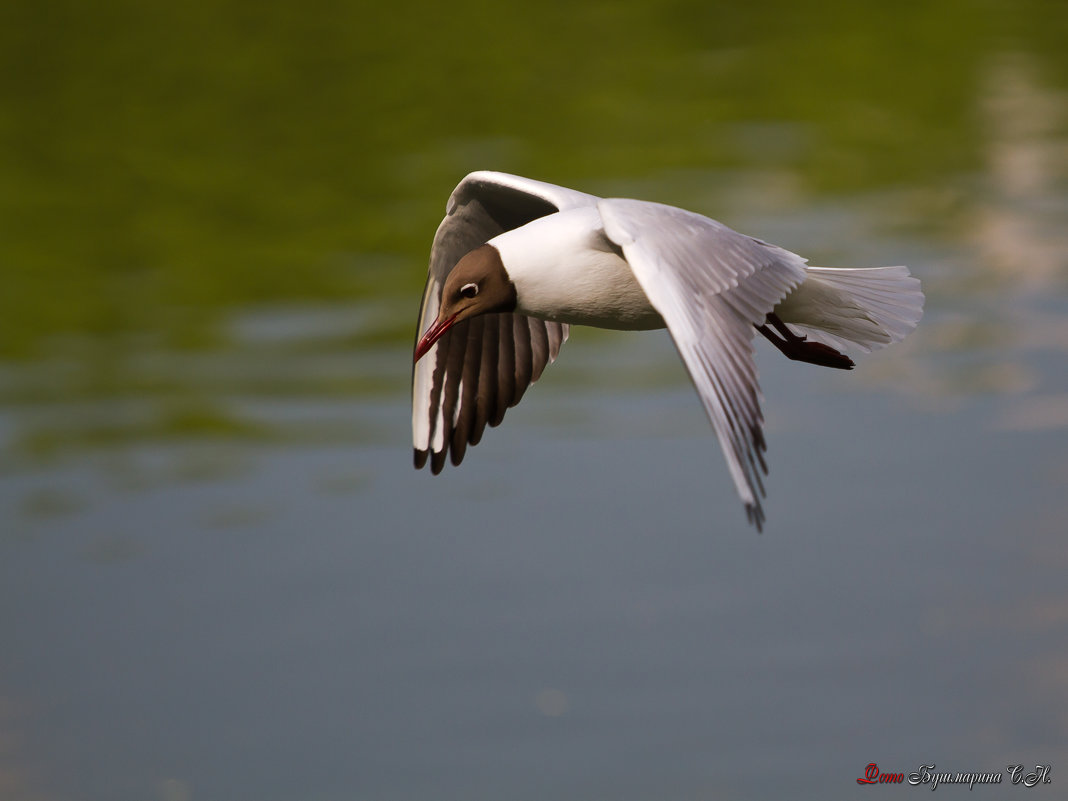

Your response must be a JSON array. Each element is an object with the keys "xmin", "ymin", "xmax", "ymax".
[
  {"xmin": 412, "ymin": 173, "xmax": 590, "ymax": 472},
  {"xmin": 413, "ymin": 314, "xmax": 568, "ymax": 473},
  {"xmin": 598, "ymin": 199, "xmax": 808, "ymax": 530}
]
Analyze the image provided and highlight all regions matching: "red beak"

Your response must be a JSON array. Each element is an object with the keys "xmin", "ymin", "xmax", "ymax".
[{"xmin": 414, "ymin": 315, "xmax": 457, "ymax": 362}]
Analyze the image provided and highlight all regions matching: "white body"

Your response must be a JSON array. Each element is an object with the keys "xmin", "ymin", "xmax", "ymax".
[{"xmin": 491, "ymin": 207, "xmax": 664, "ymax": 330}]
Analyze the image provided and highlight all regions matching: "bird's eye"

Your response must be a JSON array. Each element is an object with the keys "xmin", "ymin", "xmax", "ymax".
[{"xmin": 460, "ymin": 283, "xmax": 479, "ymax": 299}]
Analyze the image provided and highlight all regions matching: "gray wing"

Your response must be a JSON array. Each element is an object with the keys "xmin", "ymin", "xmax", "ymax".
[
  {"xmin": 413, "ymin": 172, "xmax": 597, "ymax": 472},
  {"xmin": 598, "ymin": 198, "xmax": 808, "ymax": 530}
]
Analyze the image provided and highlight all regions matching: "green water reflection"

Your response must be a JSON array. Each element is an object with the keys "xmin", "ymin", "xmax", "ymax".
[{"xmin": 0, "ymin": 0, "xmax": 1065, "ymax": 450}]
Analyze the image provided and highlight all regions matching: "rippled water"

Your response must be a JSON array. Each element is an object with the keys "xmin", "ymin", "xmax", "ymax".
[{"xmin": 2, "ymin": 2, "xmax": 1067, "ymax": 799}]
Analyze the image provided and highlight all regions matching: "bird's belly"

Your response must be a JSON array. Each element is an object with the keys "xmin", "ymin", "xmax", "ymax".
[
  {"xmin": 515, "ymin": 248, "xmax": 666, "ymax": 331},
  {"xmin": 559, "ymin": 296, "xmax": 666, "ymax": 331}
]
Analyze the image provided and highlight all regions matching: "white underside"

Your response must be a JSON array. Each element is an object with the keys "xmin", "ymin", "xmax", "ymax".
[
  {"xmin": 492, "ymin": 207, "xmax": 664, "ymax": 330},
  {"xmin": 775, "ymin": 265, "xmax": 924, "ymax": 351}
]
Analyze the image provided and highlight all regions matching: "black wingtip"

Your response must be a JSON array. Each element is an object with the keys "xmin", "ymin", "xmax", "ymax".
[
  {"xmin": 745, "ymin": 503, "xmax": 766, "ymax": 533},
  {"xmin": 449, "ymin": 438, "xmax": 467, "ymax": 466},
  {"xmin": 414, "ymin": 447, "xmax": 452, "ymax": 475}
]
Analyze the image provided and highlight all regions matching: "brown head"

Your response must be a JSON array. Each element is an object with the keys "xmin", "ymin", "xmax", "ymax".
[{"xmin": 415, "ymin": 244, "xmax": 517, "ymax": 361}]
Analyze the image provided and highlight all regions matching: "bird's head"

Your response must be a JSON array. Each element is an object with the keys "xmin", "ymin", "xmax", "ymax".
[{"xmin": 414, "ymin": 244, "xmax": 517, "ymax": 361}]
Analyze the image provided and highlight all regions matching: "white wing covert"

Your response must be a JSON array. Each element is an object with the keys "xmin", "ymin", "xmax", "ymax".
[
  {"xmin": 412, "ymin": 172, "xmax": 596, "ymax": 472},
  {"xmin": 598, "ymin": 198, "xmax": 808, "ymax": 529}
]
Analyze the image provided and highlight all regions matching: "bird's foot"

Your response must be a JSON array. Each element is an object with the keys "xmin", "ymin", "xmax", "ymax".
[{"xmin": 756, "ymin": 313, "xmax": 855, "ymax": 370}]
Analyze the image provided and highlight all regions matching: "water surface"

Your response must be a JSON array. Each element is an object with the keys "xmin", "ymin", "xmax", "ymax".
[{"xmin": 2, "ymin": 1, "xmax": 1067, "ymax": 799}]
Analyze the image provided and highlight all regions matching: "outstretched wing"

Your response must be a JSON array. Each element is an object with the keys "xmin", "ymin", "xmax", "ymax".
[
  {"xmin": 413, "ymin": 172, "xmax": 597, "ymax": 472},
  {"xmin": 598, "ymin": 198, "xmax": 807, "ymax": 529}
]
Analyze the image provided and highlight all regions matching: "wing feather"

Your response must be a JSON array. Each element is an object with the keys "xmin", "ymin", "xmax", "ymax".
[
  {"xmin": 512, "ymin": 315, "xmax": 533, "ymax": 402},
  {"xmin": 493, "ymin": 312, "xmax": 516, "ymax": 425},
  {"xmin": 527, "ymin": 318, "xmax": 550, "ymax": 382},
  {"xmin": 598, "ymin": 198, "xmax": 807, "ymax": 529}
]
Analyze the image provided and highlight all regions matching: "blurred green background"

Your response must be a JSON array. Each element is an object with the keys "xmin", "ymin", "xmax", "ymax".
[
  {"xmin": 3, "ymin": 0, "xmax": 1064, "ymax": 357},
  {"xmin": 3, "ymin": 0, "xmax": 1066, "ymax": 458}
]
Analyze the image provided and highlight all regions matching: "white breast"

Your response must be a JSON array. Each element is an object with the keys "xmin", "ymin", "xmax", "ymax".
[{"xmin": 489, "ymin": 207, "xmax": 665, "ymax": 331}]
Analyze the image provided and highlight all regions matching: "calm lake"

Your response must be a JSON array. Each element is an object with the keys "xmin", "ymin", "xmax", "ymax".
[{"xmin": 2, "ymin": 1, "xmax": 1067, "ymax": 799}]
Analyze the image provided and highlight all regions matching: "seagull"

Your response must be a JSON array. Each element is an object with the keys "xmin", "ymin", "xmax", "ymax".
[{"xmin": 412, "ymin": 171, "xmax": 923, "ymax": 529}]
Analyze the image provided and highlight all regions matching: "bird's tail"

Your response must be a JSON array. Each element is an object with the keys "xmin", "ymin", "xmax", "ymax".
[{"xmin": 775, "ymin": 265, "xmax": 924, "ymax": 352}]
